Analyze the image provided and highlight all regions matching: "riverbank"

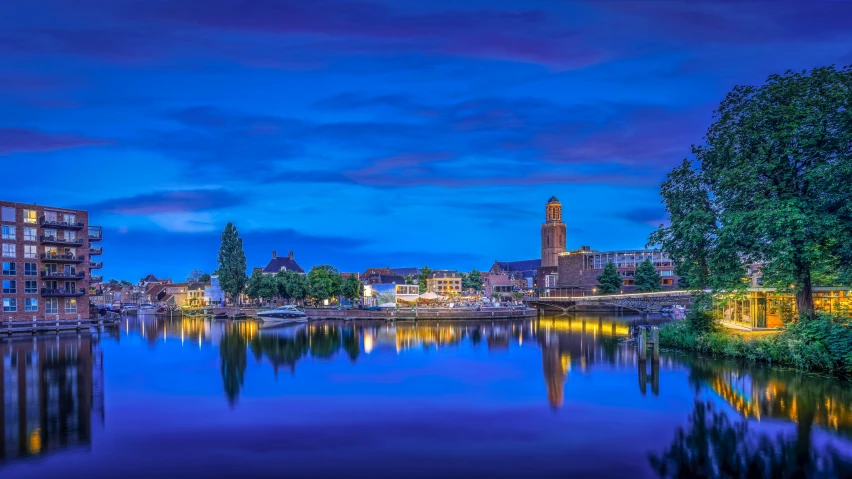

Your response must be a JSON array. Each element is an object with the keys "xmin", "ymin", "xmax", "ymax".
[
  {"xmin": 305, "ymin": 307, "xmax": 537, "ymax": 321},
  {"xmin": 658, "ymin": 314, "xmax": 852, "ymax": 378}
]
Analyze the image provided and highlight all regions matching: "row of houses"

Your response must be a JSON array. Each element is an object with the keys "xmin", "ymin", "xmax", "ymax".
[{"xmin": 93, "ymin": 275, "xmax": 225, "ymax": 308}]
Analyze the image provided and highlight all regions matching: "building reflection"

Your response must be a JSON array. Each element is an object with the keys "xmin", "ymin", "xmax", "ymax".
[
  {"xmin": 0, "ymin": 334, "xmax": 104, "ymax": 463},
  {"xmin": 122, "ymin": 315, "xmax": 215, "ymax": 348}
]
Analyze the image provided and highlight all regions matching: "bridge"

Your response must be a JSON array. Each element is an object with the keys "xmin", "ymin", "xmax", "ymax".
[{"xmin": 527, "ymin": 290, "xmax": 697, "ymax": 314}]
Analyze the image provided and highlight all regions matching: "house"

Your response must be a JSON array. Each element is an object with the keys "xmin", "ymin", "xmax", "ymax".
[
  {"xmin": 391, "ymin": 267, "xmax": 420, "ymax": 280},
  {"xmin": 187, "ymin": 282, "xmax": 207, "ymax": 307},
  {"xmin": 483, "ymin": 272, "xmax": 512, "ymax": 298},
  {"xmin": 426, "ymin": 270, "xmax": 462, "ymax": 295},
  {"xmin": 262, "ymin": 251, "xmax": 304, "ymax": 274},
  {"xmin": 490, "ymin": 259, "xmax": 540, "ymax": 290}
]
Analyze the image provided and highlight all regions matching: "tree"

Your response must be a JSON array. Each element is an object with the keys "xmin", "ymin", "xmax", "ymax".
[
  {"xmin": 199, "ymin": 273, "xmax": 211, "ymax": 282},
  {"xmin": 651, "ymin": 66, "xmax": 852, "ymax": 317},
  {"xmin": 187, "ymin": 268, "xmax": 203, "ymax": 282},
  {"xmin": 418, "ymin": 265, "xmax": 432, "ymax": 294},
  {"xmin": 404, "ymin": 276, "xmax": 414, "ymax": 285},
  {"xmin": 275, "ymin": 270, "xmax": 293, "ymax": 303},
  {"xmin": 635, "ymin": 259, "xmax": 663, "ymax": 292},
  {"xmin": 596, "ymin": 262, "xmax": 623, "ymax": 295},
  {"xmin": 217, "ymin": 222, "xmax": 247, "ymax": 305},
  {"xmin": 246, "ymin": 270, "xmax": 276, "ymax": 304},
  {"xmin": 287, "ymin": 273, "xmax": 310, "ymax": 304},
  {"xmin": 119, "ymin": 279, "xmax": 133, "ymax": 287},
  {"xmin": 342, "ymin": 274, "xmax": 363, "ymax": 301},
  {"xmin": 107, "ymin": 278, "xmax": 119, "ymax": 285},
  {"xmin": 308, "ymin": 266, "xmax": 334, "ymax": 303},
  {"xmin": 463, "ymin": 269, "xmax": 484, "ymax": 291}
]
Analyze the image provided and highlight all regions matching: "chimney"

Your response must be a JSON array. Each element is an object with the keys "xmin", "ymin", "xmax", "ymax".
[
  {"xmin": 288, "ymin": 251, "xmax": 294, "ymax": 260},
  {"xmin": 272, "ymin": 250, "xmax": 277, "ymax": 259}
]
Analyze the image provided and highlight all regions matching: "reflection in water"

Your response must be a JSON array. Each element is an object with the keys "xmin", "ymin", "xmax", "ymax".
[
  {"xmin": 650, "ymin": 401, "xmax": 852, "ymax": 478},
  {"xmin": 0, "ymin": 334, "xmax": 104, "ymax": 464}
]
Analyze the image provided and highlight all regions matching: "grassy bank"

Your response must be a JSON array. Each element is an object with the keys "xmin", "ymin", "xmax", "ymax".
[{"xmin": 658, "ymin": 312, "xmax": 852, "ymax": 377}]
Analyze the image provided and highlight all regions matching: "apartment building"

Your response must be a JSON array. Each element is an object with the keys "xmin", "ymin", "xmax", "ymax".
[
  {"xmin": 426, "ymin": 270, "xmax": 462, "ymax": 295},
  {"xmin": 1, "ymin": 201, "xmax": 102, "ymax": 320},
  {"xmin": 556, "ymin": 246, "xmax": 679, "ymax": 293}
]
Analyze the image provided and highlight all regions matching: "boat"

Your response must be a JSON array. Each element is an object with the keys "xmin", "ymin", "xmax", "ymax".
[
  {"xmin": 257, "ymin": 305, "xmax": 307, "ymax": 322},
  {"xmin": 672, "ymin": 305, "xmax": 687, "ymax": 320},
  {"xmin": 139, "ymin": 303, "xmax": 157, "ymax": 313},
  {"xmin": 121, "ymin": 303, "xmax": 138, "ymax": 314}
]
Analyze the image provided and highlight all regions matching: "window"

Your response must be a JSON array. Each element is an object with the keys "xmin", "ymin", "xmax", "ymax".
[
  {"xmin": 1, "ymin": 207, "xmax": 14, "ymax": 222},
  {"xmin": 65, "ymin": 231, "xmax": 75, "ymax": 241},
  {"xmin": 1, "ymin": 262, "xmax": 14, "ymax": 275},
  {"xmin": 2, "ymin": 298, "xmax": 16, "ymax": 312},
  {"xmin": 24, "ymin": 298, "xmax": 37, "ymax": 312},
  {"xmin": 23, "ymin": 245, "xmax": 36, "ymax": 259},
  {"xmin": 662, "ymin": 279, "xmax": 674, "ymax": 286},
  {"xmin": 23, "ymin": 209, "xmax": 36, "ymax": 224},
  {"xmin": 44, "ymin": 228, "xmax": 57, "ymax": 239},
  {"xmin": 23, "ymin": 227, "xmax": 36, "ymax": 242},
  {"xmin": 64, "ymin": 298, "xmax": 77, "ymax": 314},
  {"xmin": 64, "ymin": 213, "xmax": 76, "ymax": 225},
  {"xmin": 2, "ymin": 280, "xmax": 15, "ymax": 294},
  {"xmin": 2, "ymin": 244, "xmax": 15, "ymax": 258},
  {"xmin": 44, "ymin": 211, "xmax": 57, "ymax": 223},
  {"xmin": 24, "ymin": 280, "xmax": 37, "ymax": 294},
  {"xmin": 661, "ymin": 270, "xmax": 673, "ymax": 277},
  {"xmin": 1, "ymin": 225, "xmax": 14, "ymax": 240},
  {"xmin": 45, "ymin": 298, "xmax": 58, "ymax": 314},
  {"xmin": 24, "ymin": 263, "xmax": 36, "ymax": 276}
]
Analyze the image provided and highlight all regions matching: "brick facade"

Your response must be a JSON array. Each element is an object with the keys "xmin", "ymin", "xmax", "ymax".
[
  {"xmin": 556, "ymin": 247, "xmax": 680, "ymax": 294},
  {"xmin": 541, "ymin": 197, "xmax": 566, "ymax": 268},
  {"xmin": 1, "ymin": 200, "xmax": 102, "ymax": 321}
]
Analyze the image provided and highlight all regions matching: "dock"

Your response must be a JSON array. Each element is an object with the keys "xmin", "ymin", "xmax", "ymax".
[{"xmin": 1, "ymin": 317, "xmax": 120, "ymax": 336}]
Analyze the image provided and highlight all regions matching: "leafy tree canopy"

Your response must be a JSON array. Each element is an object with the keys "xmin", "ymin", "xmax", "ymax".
[
  {"xmin": 635, "ymin": 259, "xmax": 663, "ymax": 293},
  {"xmin": 596, "ymin": 262, "xmax": 623, "ymax": 295},
  {"xmin": 217, "ymin": 222, "xmax": 247, "ymax": 304}
]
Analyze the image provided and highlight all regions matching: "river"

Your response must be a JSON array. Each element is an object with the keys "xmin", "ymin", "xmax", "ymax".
[{"xmin": 1, "ymin": 313, "xmax": 850, "ymax": 478}]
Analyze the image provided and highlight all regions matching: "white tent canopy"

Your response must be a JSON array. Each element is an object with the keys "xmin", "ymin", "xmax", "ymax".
[{"xmin": 418, "ymin": 292, "xmax": 442, "ymax": 300}]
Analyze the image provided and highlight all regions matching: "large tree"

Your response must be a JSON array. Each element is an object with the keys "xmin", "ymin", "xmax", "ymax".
[
  {"xmin": 308, "ymin": 265, "xmax": 340, "ymax": 303},
  {"xmin": 596, "ymin": 262, "xmax": 623, "ymax": 295},
  {"xmin": 287, "ymin": 273, "xmax": 310, "ymax": 304},
  {"xmin": 418, "ymin": 265, "xmax": 432, "ymax": 294},
  {"xmin": 463, "ymin": 269, "xmax": 484, "ymax": 292},
  {"xmin": 217, "ymin": 222, "xmax": 247, "ymax": 306},
  {"xmin": 246, "ymin": 270, "xmax": 276, "ymax": 304},
  {"xmin": 650, "ymin": 66, "xmax": 852, "ymax": 316},
  {"xmin": 342, "ymin": 274, "xmax": 363, "ymax": 301},
  {"xmin": 634, "ymin": 259, "xmax": 663, "ymax": 293}
]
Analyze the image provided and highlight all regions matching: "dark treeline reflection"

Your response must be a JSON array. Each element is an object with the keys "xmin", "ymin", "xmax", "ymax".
[{"xmin": 650, "ymin": 401, "xmax": 852, "ymax": 479}]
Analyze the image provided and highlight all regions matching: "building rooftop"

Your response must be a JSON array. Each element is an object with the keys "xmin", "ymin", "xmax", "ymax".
[
  {"xmin": 429, "ymin": 270, "xmax": 461, "ymax": 279},
  {"xmin": 375, "ymin": 274, "xmax": 406, "ymax": 285},
  {"xmin": 262, "ymin": 250, "xmax": 304, "ymax": 274},
  {"xmin": 391, "ymin": 267, "xmax": 420, "ymax": 277},
  {"xmin": 547, "ymin": 196, "xmax": 560, "ymax": 204},
  {"xmin": 492, "ymin": 259, "xmax": 541, "ymax": 272}
]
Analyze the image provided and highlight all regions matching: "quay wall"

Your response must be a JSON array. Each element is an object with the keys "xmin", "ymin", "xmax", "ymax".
[{"xmin": 305, "ymin": 308, "xmax": 537, "ymax": 321}]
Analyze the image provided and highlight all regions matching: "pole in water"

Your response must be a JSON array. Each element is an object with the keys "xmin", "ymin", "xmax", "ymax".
[
  {"xmin": 638, "ymin": 327, "xmax": 647, "ymax": 361},
  {"xmin": 652, "ymin": 327, "xmax": 660, "ymax": 362}
]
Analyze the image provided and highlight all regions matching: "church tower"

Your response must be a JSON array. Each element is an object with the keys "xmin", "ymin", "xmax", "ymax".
[{"xmin": 541, "ymin": 196, "xmax": 566, "ymax": 268}]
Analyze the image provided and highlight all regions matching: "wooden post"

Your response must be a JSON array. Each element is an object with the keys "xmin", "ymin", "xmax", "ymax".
[
  {"xmin": 638, "ymin": 327, "xmax": 647, "ymax": 361},
  {"xmin": 652, "ymin": 327, "xmax": 660, "ymax": 362}
]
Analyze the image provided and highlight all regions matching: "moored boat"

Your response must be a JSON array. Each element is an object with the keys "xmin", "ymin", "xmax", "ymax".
[{"xmin": 257, "ymin": 305, "xmax": 307, "ymax": 322}]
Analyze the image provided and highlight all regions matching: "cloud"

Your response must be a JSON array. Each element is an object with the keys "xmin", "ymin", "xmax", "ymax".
[
  {"xmin": 0, "ymin": 128, "xmax": 107, "ymax": 154},
  {"xmin": 81, "ymin": 189, "xmax": 246, "ymax": 215},
  {"xmin": 614, "ymin": 207, "xmax": 668, "ymax": 228}
]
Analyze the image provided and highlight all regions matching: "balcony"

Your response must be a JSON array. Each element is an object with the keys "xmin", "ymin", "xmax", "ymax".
[
  {"xmin": 41, "ymin": 270, "xmax": 85, "ymax": 280},
  {"xmin": 90, "ymin": 275, "xmax": 103, "ymax": 283},
  {"xmin": 88, "ymin": 226, "xmax": 102, "ymax": 242},
  {"xmin": 40, "ymin": 216, "xmax": 84, "ymax": 230},
  {"xmin": 41, "ymin": 288, "xmax": 86, "ymax": 297},
  {"xmin": 40, "ymin": 235, "xmax": 84, "ymax": 246},
  {"xmin": 88, "ymin": 245, "xmax": 103, "ymax": 256},
  {"xmin": 41, "ymin": 253, "xmax": 85, "ymax": 263},
  {"xmin": 89, "ymin": 261, "xmax": 103, "ymax": 269}
]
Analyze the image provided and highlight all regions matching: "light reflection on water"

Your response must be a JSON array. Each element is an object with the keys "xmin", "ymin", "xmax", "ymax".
[{"xmin": 0, "ymin": 313, "xmax": 850, "ymax": 478}]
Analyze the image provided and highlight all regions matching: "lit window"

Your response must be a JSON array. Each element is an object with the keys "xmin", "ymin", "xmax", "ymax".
[
  {"xmin": 24, "ymin": 298, "xmax": 37, "ymax": 312},
  {"xmin": 23, "ymin": 245, "xmax": 37, "ymax": 259},
  {"xmin": 23, "ymin": 227, "xmax": 36, "ymax": 242},
  {"xmin": 23, "ymin": 209, "xmax": 36, "ymax": 224},
  {"xmin": 24, "ymin": 280, "xmax": 37, "ymax": 294},
  {"xmin": 64, "ymin": 298, "xmax": 77, "ymax": 314},
  {"xmin": 24, "ymin": 263, "xmax": 37, "ymax": 276},
  {"xmin": 1, "ymin": 244, "xmax": 14, "ymax": 258},
  {"xmin": 2, "ymin": 298, "xmax": 16, "ymax": 312},
  {"xmin": 1, "ymin": 225, "xmax": 15, "ymax": 240},
  {"xmin": 45, "ymin": 298, "xmax": 58, "ymax": 314},
  {"xmin": 1, "ymin": 262, "xmax": 15, "ymax": 275},
  {"xmin": 2, "ymin": 280, "xmax": 15, "ymax": 294}
]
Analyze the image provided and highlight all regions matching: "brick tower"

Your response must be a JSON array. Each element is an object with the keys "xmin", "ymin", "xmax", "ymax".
[{"xmin": 541, "ymin": 196, "xmax": 566, "ymax": 268}]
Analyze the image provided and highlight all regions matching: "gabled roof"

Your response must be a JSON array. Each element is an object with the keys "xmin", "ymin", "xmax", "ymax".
[
  {"xmin": 391, "ymin": 267, "xmax": 419, "ymax": 277},
  {"xmin": 145, "ymin": 284, "xmax": 166, "ymax": 296},
  {"xmin": 141, "ymin": 274, "xmax": 159, "ymax": 282},
  {"xmin": 492, "ymin": 259, "xmax": 541, "ymax": 273},
  {"xmin": 363, "ymin": 267, "xmax": 393, "ymax": 277},
  {"xmin": 262, "ymin": 257, "xmax": 304, "ymax": 274},
  {"xmin": 376, "ymin": 274, "xmax": 406, "ymax": 285}
]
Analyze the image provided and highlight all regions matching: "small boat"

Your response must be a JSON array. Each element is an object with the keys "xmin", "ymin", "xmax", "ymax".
[
  {"xmin": 672, "ymin": 305, "xmax": 686, "ymax": 320},
  {"xmin": 257, "ymin": 305, "xmax": 307, "ymax": 322},
  {"xmin": 139, "ymin": 304, "xmax": 157, "ymax": 313}
]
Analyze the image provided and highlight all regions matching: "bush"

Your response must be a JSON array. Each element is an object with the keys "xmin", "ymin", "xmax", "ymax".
[
  {"xmin": 658, "ymin": 313, "xmax": 852, "ymax": 377},
  {"xmin": 686, "ymin": 309, "xmax": 716, "ymax": 332}
]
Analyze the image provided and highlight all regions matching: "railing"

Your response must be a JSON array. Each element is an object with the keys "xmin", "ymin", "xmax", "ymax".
[
  {"xmin": 90, "ymin": 275, "xmax": 103, "ymax": 283},
  {"xmin": 40, "ymin": 288, "xmax": 86, "ymax": 297},
  {"xmin": 41, "ymin": 270, "xmax": 85, "ymax": 279},
  {"xmin": 89, "ymin": 261, "xmax": 103, "ymax": 269},
  {"xmin": 88, "ymin": 226, "xmax": 102, "ymax": 241},
  {"xmin": 41, "ymin": 253, "xmax": 85, "ymax": 262},
  {"xmin": 39, "ymin": 217, "xmax": 84, "ymax": 229},
  {"xmin": 40, "ymin": 235, "xmax": 84, "ymax": 246},
  {"xmin": 88, "ymin": 246, "xmax": 103, "ymax": 255}
]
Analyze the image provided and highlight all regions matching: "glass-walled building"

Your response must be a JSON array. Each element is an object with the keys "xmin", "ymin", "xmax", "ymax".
[{"xmin": 718, "ymin": 287, "xmax": 852, "ymax": 329}]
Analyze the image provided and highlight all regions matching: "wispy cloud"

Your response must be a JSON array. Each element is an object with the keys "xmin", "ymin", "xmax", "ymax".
[
  {"xmin": 81, "ymin": 189, "xmax": 245, "ymax": 215},
  {"xmin": 0, "ymin": 127, "xmax": 107, "ymax": 154}
]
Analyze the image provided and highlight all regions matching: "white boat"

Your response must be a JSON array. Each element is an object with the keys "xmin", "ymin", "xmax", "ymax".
[
  {"xmin": 139, "ymin": 304, "xmax": 157, "ymax": 313},
  {"xmin": 257, "ymin": 305, "xmax": 308, "ymax": 322}
]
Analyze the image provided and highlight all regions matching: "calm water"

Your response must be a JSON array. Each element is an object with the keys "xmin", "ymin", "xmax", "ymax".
[{"xmin": 1, "ymin": 314, "xmax": 851, "ymax": 479}]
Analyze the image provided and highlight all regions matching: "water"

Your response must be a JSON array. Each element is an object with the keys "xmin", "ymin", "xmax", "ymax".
[{"xmin": 1, "ymin": 314, "xmax": 850, "ymax": 479}]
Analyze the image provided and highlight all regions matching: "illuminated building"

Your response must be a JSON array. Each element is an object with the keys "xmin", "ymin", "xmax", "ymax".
[
  {"xmin": 556, "ymin": 246, "xmax": 680, "ymax": 294},
  {"xmin": 717, "ymin": 287, "xmax": 852, "ymax": 329},
  {"xmin": 541, "ymin": 196, "xmax": 566, "ymax": 268},
  {"xmin": 426, "ymin": 270, "xmax": 462, "ymax": 295}
]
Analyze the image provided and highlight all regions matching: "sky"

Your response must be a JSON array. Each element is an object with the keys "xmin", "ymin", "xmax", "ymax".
[{"xmin": 2, "ymin": 0, "xmax": 852, "ymax": 282}]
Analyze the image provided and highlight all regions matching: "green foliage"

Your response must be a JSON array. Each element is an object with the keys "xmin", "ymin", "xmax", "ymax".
[
  {"xmin": 119, "ymin": 279, "xmax": 133, "ymax": 287},
  {"xmin": 246, "ymin": 271, "xmax": 276, "ymax": 301},
  {"xmin": 308, "ymin": 265, "xmax": 341, "ymax": 302},
  {"xmin": 342, "ymin": 274, "xmax": 363, "ymax": 300},
  {"xmin": 463, "ymin": 268, "xmax": 484, "ymax": 291},
  {"xmin": 217, "ymin": 222, "xmax": 247, "ymax": 304},
  {"xmin": 418, "ymin": 265, "xmax": 432, "ymax": 294},
  {"xmin": 651, "ymin": 66, "xmax": 852, "ymax": 315},
  {"xmin": 659, "ymin": 313, "xmax": 852, "ymax": 376},
  {"xmin": 287, "ymin": 273, "xmax": 309, "ymax": 302},
  {"xmin": 634, "ymin": 259, "xmax": 663, "ymax": 292},
  {"xmin": 596, "ymin": 262, "xmax": 622, "ymax": 294},
  {"xmin": 686, "ymin": 309, "xmax": 716, "ymax": 333},
  {"xmin": 198, "ymin": 273, "xmax": 211, "ymax": 282}
]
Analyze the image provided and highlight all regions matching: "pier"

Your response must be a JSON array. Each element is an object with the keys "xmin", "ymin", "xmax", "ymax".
[{"xmin": 1, "ymin": 317, "xmax": 120, "ymax": 336}]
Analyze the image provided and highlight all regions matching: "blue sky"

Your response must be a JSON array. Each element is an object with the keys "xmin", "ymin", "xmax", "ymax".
[{"xmin": 2, "ymin": 0, "xmax": 851, "ymax": 281}]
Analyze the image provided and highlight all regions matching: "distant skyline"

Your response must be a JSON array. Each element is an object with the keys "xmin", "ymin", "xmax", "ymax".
[{"xmin": 3, "ymin": 0, "xmax": 852, "ymax": 281}]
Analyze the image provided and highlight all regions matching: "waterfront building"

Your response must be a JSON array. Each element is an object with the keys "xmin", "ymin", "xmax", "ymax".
[
  {"xmin": 541, "ymin": 196, "xmax": 567, "ymax": 268},
  {"xmin": 426, "ymin": 270, "xmax": 462, "ymax": 295},
  {"xmin": 483, "ymin": 272, "xmax": 512, "ymax": 298},
  {"xmin": 718, "ymin": 287, "xmax": 852, "ymax": 329},
  {"xmin": 261, "ymin": 251, "xmax": 304, "ymax": 274},
  {"xmin": 1, "ymin": 200, "xmax": 102, "ymax": 321},
  {"xmin": 489, "ymin": 259, "xmax": 540, "ymax": 291},
  {"xmin": 390, "ymin": 267, "xmax": 420, "ymax": 281},
  {"xmin": 556, "ymin": 246, "xmax": 679, "ymax": 294},
  {"xmin": 204, "ymin": 275, "xmax": 225, "ymax": 306}
]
